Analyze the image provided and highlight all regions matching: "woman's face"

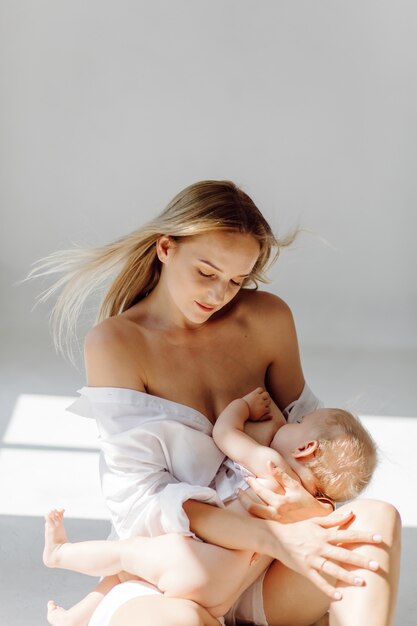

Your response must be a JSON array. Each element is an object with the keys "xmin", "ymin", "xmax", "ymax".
[{"xmin": 157, "ymin": 230, "xmax": 260, "ymax": 327}]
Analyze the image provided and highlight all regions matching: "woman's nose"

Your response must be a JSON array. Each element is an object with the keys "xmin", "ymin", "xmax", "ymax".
[{"xmin": 207, "ymin": 281, "xmax": 227, "ymax": 305}]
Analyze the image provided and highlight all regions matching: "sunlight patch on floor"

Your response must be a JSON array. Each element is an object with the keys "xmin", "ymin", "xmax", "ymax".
[
  {"xmin": 3, "ymin": 393, "xmax": 99, "ymax": 448},
  {"xmin": 0, "ymin": 393, "xmax": 108, "ymax": 519},
  {"xmin": 0, "ymin": 448, "xmax": 109, "ymax": 518}
]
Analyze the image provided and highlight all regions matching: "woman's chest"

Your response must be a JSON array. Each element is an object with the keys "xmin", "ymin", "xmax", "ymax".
[{"xmin": 142, "ymin": 323, "xmax": 269, "ymax": 424}]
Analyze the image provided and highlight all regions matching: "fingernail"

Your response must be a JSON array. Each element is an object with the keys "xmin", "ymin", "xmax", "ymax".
[
  {"xmin": 354, "ymin": 577, "xmax": 364, "ymax": 586},
  {"xmin": 333, "ymin": 591, "xmax": 342, "ymax": 600},
  {"xmin": 372, "ymin": 534, "xmax": 382, "ymax": 542},
  {"xmin": 369, "ymin": 560, "xmax": 379, "ymax": 571}
]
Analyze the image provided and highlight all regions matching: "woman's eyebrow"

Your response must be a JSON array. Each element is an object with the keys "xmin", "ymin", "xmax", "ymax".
[{"xmin": 197, "ymin": 258, "xmax": 250, "ymax": 277}]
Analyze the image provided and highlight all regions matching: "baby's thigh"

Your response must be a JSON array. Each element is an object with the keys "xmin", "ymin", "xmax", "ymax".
[{"xmin": 158, "ymin": 535, "xmax": 254, "ymax": 601}]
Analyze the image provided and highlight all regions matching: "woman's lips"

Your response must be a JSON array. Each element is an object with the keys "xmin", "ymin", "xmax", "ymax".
[{"xmin": 195, "ymin": 301, "xmax": 215, "ymax": 312}]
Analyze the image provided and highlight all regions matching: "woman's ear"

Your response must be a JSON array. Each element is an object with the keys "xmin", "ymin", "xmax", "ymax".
[
  {"xmin": 156, "ymin": 236, "xmax": 175, "ymax": 264},
  {"xmin": 292, "ymin": 440, "xmax": 319, "ymax": 460}
]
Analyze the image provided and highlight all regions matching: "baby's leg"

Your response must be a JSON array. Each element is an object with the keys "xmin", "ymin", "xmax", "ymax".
[
  {"xmin": 119, "ymin": 533, "xmax": 256, "ymax": 615},
  {"xmin": 43, "ymin": 510, "xmax": 125, "ymax": 576},
  {"xmin": 46, "ymin": 575, "xmax": 119, "ymax": 626},
  {"xmin": 43, "ymin": 509, "xmax": 255, "ymax": 617}
]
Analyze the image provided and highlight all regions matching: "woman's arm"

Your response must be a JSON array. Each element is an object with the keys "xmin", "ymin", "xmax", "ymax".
[
  {"xmin": 255, "ymin": 294, "xmax": 306, "ymax": 411},
  {"xmin": 183, "ymin": 499, "xmax": 383, "ymax": 600}
]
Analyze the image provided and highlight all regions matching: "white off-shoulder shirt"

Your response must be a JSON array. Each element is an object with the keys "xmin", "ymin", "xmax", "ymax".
[{"xmin": 67, "ymin": 384, "xmax": 322, "ymax": 540}]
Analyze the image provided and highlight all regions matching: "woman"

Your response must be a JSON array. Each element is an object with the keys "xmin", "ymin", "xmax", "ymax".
[{"xmin": 34, "ymin": 180, "xmax": 401, "ymax": 626}]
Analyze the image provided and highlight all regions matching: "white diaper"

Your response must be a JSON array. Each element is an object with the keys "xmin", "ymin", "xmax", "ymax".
[
  {"xmin": 88, "ymin": 580, "xmax": 226, "ymax": 626},
  {"xmin": 88, "ymin": 580, "xmax": 161, "ymax": 626}
]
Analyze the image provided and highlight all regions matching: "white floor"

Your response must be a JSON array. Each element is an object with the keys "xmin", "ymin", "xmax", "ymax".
[{"xmin": 0, "ymin": 329, "xmax": 416, "ymax": 625}]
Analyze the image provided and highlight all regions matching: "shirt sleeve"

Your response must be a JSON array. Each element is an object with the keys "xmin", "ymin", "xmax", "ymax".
[
  {"xmin": 99, "ymin": 433, "xmax": 224, "ymax": 540},
  {"xmin": 283, "ymin": 383, "xmax": 324, "ymax": 423},
  {"xmin": 66, "ymin": 389, "xmax": 224, "ymax": 541}
]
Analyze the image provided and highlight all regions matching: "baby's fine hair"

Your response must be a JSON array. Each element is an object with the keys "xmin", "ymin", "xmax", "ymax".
[
  {"xmin": 27, "ymin": 180, "xmax": 297, "ymax": 360},
  {"xmin": 304, "ymin": 409, "xmax": 377, "ymax": 502}
]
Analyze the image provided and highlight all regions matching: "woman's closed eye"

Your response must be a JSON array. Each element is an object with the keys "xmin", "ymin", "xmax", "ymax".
[
  {"xmin": 197, "ymin": 269, "xmax": 241, "ymax": 286},
  {"xmin": 198, "ymin": 269, "xmax": 215, "ymax": 278}
]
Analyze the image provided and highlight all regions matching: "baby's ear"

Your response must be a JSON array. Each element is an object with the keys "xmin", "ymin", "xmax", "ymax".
[{"xmin": 292, "ymin": 440, "xmax": 319, "ymax": 459}]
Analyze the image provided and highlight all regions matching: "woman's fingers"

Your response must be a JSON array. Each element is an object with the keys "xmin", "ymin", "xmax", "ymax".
[
  {"xmin": 307, "ymin": 550, "xmax": 376, "ymax": 599},
  {"xmin": 315, "ymin": 509, "xmax": 356, "ymax": 528},
  {"xmin": 328, "ymin": 528, "xmax": 383, "ymax": 546},
  {"xmin": 317, "ymin": 511, "xmax": 383, "ymax": 551},
  {"xmin": 245, "ymin": 477, "xmax": 283, "ymax": 503},
  {"xmin": 322, "ymin": 545, "xmax": 380, "ymax": 572},
  {"xmin": 306, "ymin": 568, "xmax": 343, "ymax": 601},
  {"xmin": 267, "ymin": 462, "xmax": 299, "ymax": 487},
  {"xmin": 237, "ymin": 489, "xmax": 277, "ymax": 519},
  {"xmin": 313, "ymin": 556, "xmax": 368, "ymax": 592},
  {"xmin": 316, "ymin": 510, "xmax": 382, "ymax": 545},
  {"xmin": 308, "ymin": 557, "xmax": 364, "ymax": 599}
]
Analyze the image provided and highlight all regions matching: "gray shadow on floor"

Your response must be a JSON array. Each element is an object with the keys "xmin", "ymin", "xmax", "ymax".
[{"xmin": 0, "ymin": 515, "xmax": 109, "ymax": 626}]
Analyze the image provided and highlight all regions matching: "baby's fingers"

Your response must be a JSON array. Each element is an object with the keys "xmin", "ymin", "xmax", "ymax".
[{"xmin": 259, "ymin": 390, "xmax": 271, "ymax": 401}]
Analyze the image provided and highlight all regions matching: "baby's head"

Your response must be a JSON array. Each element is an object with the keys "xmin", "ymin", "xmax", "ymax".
[{"xmin": 272, "ymin": 408, "xmax": 377, "ymax": 502}]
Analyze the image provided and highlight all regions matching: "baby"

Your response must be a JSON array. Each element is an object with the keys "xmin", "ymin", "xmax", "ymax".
[
  {"xmin": 213, "ymin": 387, "xmax": 377, "ymax": 508},
  {"xmin": 43, "ymin": 388, "xmax": 377, "ymax": 626}
]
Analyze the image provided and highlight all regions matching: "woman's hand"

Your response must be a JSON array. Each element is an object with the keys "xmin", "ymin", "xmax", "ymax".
[
  {"xmin": 238, "ymin": 461, "xmax": 331, "ymax": 522},
  {"xmin": 263, "ymin": 509, "xmax": 382, "ymax": 600}
]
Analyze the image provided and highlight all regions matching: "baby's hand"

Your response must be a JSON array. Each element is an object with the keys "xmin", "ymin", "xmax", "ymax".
[{"xmin": 242, "ymin": 387, "xmax": 272, "ymax": 421}]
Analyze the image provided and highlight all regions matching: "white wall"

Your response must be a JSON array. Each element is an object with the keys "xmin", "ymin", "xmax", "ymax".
[{"xmin": 1, "ymin": 1, "xmax": 416, "ymax": 351}]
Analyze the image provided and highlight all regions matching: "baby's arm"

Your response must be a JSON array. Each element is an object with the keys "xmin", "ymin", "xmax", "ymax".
[{"xmin": 213, "ymin": 387, "xmax": 287, "ymax": 479}]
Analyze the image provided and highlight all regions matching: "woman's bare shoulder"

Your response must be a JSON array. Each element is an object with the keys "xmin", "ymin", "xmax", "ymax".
[
  {"xmin": 84, "ymin": 317, "xmax": 147, "ymax": 390},
  {"xmin": 238, "ymin": 289, "xmax": 294, "ymax": 322},
  {"xmin": 237, "ymin": 289, "xmax": 298, "ymax": 355}
]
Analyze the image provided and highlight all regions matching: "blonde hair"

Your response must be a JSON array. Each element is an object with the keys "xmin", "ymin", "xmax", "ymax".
[
  {"xmin": 305, "ymin": 409, "xmax": 377, "ymax": 502},
  {"xmin": 28, "ymin": 180, "xmax": 296, "ymax": 359}
]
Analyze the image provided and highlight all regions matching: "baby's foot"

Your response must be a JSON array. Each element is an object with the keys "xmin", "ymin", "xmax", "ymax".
[
  {"xmin": 47, "ymin": 600, "xmax": 73, "ymax": 626},
  {"xmin": 243, "ymin": 387, "xmax": 272, "ymax": 421},
  {"xmin": 43, "ymin": 509, "xmax": 68, "ymax": 568}
]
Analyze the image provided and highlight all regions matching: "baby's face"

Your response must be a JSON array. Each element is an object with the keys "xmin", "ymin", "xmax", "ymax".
[{"xmin": 271, "ymin": 409, "xmax": 332, "ymax": 496}]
